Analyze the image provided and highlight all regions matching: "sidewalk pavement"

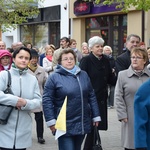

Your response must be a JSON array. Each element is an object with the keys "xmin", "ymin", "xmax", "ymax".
[{"xmin": 28, "ymin": 108, "xmax": 123, "ymax": 150}]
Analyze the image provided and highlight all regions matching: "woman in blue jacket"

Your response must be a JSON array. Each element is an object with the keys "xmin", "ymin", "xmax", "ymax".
[{"xmin": 42, "ymin": 49, "xmax": 100, "ymax": 150}]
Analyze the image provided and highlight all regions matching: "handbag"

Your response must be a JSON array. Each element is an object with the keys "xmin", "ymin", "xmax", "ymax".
[
  {"xmin": 93, "ymin": 126, "xmax": 103, "ymax": 150},
  {"xmin": 0, "ymin": 70, "xmax": 14, "ymax": 125}
]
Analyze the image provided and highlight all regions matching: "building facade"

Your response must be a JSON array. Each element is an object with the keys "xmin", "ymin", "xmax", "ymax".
[
  {"xmin": 69, "ymin": 0, "xmax": 150, "ymax": 58},
  {"xmin": 2, "ymin": 0, "xmax": 69, "ymax": 49}
]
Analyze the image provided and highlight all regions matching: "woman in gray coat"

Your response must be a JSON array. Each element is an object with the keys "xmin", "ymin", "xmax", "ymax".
[
  {"xmin": 0, "ymin": 47, "xmax": 42, "ymax": 150},
  {"xmin": 115, "ymin": 47, "xmax": 150, "ymax": 150}
]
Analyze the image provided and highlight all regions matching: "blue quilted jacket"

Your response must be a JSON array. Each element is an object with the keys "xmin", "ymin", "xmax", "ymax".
[{"xmin": 42, "ymin": 65, "xmax": 100, "ymax": 136}]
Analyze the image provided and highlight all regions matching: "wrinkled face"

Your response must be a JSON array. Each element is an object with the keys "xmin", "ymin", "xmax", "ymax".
[
  {"xmin": 0, "ymin": 56, "xmax": 10, "ymax": 66},
  {"xmin": 91, "ymin": 44, "xmax": 103, "ymax": 56},
  {"xmin": 13, "ymin": 50, "xmax": 30, "ymax": 70},
  {"xmin": 61, "ymin": 53, "xmax": 75, "ymax": 70},
  {"xmin": 126, "ymin": 36, "xmax": 140, "ymax": 51},
  {"xmin": 30, "ymin": 56, "xmax": 38, "ymax": 65},
  {"xmin": 131, "ymin": 52, "xmax": 146, "ymax": 70}
]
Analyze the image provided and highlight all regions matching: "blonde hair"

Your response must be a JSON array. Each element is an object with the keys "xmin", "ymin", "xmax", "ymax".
[{"xmin": 103, "ymin": 45, "xmax": 112, "ymax": 54}]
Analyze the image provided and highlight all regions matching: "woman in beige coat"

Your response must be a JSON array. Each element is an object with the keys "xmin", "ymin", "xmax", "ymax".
[
  {"xmin": 115, "ymin": 47, "xmax": 150, "ymax": 150},
  {"xmin": 28, "ymin": 49, "xmax": 48, "ymax": 144}
]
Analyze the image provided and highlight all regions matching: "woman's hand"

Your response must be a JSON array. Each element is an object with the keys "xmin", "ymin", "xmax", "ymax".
[
  {"xmin": 93, "ymin": 121, "xmax": 99, "ymax": 127},
  {"xmin": 121, "ymin": 118, "xmax": 128, "ymax": 123},
  {"xmin": 16, "ymin": 98, "xmax": 27, "ymax": 109},
  {"xmin": 50, "ymin": 125, "xmax": 56, "ymax": 135}
]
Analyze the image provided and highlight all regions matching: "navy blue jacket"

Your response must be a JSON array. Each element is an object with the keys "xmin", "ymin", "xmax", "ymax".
[{"xmin": 42, "ymin": 65, "xmax": 100, "ymax": 136}]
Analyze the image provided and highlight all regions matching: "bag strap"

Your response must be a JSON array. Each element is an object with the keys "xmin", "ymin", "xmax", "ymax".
[{"xmin": 6, "ymin": 70, "xmax": 11, "ymax": 88}]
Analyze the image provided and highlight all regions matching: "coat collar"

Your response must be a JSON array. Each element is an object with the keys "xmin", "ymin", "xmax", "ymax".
[
  {"xmin": 127, "ymin": 65, "xmax": 150, "ymax": 78},
  {"xmin": 55, "ymin": 65, "xmax": 81, "ymax": 76}
]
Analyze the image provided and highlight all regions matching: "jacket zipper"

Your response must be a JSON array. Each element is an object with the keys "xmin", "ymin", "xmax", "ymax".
[
  {"xmin": 14, "ymin": 75, "xmax": 22, "ymax": 147},
  {"xmin": 76, "ymin": 75, "xmax": 84, "ymax": 134}
]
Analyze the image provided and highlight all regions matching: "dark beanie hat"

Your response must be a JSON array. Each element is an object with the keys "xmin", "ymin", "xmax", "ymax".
[{"xmin": 30, "ymin": 49, "xmax": 39, "ymax": 57}]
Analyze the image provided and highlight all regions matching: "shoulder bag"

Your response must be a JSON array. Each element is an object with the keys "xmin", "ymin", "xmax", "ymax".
[
  {"xmin": 93, "ymin": 126, "xmax": 103, "ymax": 150},
  {"xmin": 0, "ymin": 70, "xmax": 14, "ymax": 125}
]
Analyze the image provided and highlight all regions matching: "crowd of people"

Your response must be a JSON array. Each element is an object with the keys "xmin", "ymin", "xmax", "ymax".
[{"xmin": 0, "ymin": 34, "xmax": 150, "ymax": 150}]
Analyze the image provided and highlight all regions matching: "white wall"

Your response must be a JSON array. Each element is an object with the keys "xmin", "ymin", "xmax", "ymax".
[
  {"xmin": 41, "ymin": 0, "xmax": 69, "ymax": 38},
  {"xmin": 2, "ymin": 0, "xmax": 69, "ymax": 48}
]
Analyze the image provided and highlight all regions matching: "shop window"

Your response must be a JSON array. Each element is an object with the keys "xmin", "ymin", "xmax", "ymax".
[
  {"xmin": 86, "ymin": 16, "xmax": 109, "ymax": 29},
  {"xmin": 49, "ymin": 22, "xmax": 60, "ymax": 48},
  {"xmin": 113, "ymin": 16, "xmax": 119, "ymax": 26},
  {"xmin": 20, "ymin": 23, "xmax": 48, "ymax": 49},
  {"xmin": 123, "ymin": 15, "xmax": 127, "ymax": 26},
  {"xmin": 20, "ymin": 22, "xmax": 60, "ymax": 50}
]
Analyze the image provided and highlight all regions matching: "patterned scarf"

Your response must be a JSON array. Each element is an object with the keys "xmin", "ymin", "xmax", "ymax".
[{"xmin": 12, "ymin": 62, "xmax": 28, "ymax": 75}]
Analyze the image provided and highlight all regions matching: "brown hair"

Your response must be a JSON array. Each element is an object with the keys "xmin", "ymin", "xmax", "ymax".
[
  {"xmin": 70, "ymin": 39, "xmax": 76, "ymax": 45},
  {"xmin": 131, "ymin": 47, "xmax": 148, "ymax": 66},
  {"xmin": 57, "ymin": 49, "xmax": 77, "ymax": 65}
]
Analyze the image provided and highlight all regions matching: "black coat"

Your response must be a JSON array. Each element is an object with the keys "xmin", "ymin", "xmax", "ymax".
[
  {"xmin": 79, "ymin": 53, "xmax": 116, "ymax": 130},
  {"xmin": 115, "ymin": 49, "xmax": 131, "ymax": 75}
]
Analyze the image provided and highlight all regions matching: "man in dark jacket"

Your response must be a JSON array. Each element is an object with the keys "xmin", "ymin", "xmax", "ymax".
[{"xmin": 115, "ymin": 34, "xmax": 141, "ymax": 75}]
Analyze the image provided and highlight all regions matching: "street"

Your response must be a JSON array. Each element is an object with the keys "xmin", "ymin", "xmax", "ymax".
[{"xmin": 28, "ymin": 108, "xmax": 123, "ymax": 150}]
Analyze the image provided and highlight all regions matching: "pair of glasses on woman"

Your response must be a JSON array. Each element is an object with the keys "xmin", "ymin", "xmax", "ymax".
[{"xmin": 130, "ymin": 56, "xmax": 143, "ymax": 60}]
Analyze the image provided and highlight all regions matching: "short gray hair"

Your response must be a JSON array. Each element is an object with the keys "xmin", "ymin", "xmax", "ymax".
[
  {"xmin": 88, "ymin": 36, "xmax": 104, "ymax": 48},
  {"xmin": 126, "ymin": 34, "xmax": 141, "ymax": 42}
]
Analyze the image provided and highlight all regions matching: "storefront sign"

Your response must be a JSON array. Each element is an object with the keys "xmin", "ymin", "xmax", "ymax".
[
  {"xmin": 74, "ymin": 1, "xmax": 122, "ymax": 16},
  {"xmin": 74, "ymin": 1, "xmax": 91, "ymax": 16}
]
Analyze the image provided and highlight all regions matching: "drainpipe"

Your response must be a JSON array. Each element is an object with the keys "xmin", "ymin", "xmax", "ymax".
[{"xmin": 142, "ymin": 10, "xmax": 145, "ymax": 42}]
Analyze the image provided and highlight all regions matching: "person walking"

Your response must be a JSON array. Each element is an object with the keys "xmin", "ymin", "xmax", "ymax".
[
  {"xmin": 0, "ymin": 47, "xmax": 42, "ymax": 150},
  {"xmin": 28, "ymin": 49, "xmax": 48, "ymax": 144},
  {"xmin": 79, "ymin": 36, "xmax": 116, "ymax": 150},
  {"xmin": 43, "ymin": 49, "xmax": 100, "ymax": 150},
  {"xmin": 115, "ymin": 47, "xmax": 150, "ymax": 150}
]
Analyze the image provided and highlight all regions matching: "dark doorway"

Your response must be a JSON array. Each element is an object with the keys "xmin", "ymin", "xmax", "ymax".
[{"xmin": 86, "ymin": 14, "xmax": 127, "ymax": 59}]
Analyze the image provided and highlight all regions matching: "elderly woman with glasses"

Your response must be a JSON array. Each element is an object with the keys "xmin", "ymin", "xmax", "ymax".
[
  {"xmin": 42, "ymin": 49, "xmax": 100, "ymax": 150},
  {"xmin": 115, "ymin": 47, "xmax": 150, "ymax": 150}
]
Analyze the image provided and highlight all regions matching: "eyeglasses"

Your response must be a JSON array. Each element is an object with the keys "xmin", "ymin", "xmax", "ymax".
[
  {"xmin": 130, "ymin": 56, "xmax": 144, "ymax": 60},
  {"xmin": 61, "ymin": 57, "xmax": 74, "ymax": 61}
]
